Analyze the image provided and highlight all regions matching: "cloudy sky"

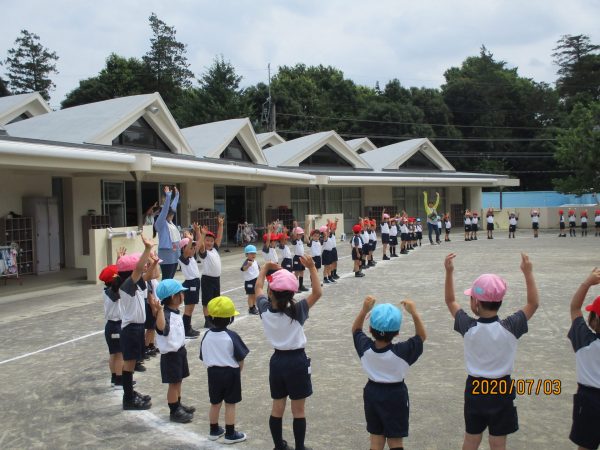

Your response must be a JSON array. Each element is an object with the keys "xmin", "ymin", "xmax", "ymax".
[{"xmin": 1, "ymin": 0, "xmax": 598, "ymax": 108}]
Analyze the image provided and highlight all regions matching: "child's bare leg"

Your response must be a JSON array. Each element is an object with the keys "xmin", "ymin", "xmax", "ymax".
[
  {"xmin": 210, "ymin": 401, "xmax": 223, "ymax": 423},
  {"xmin": 489, "ymin": 434, "xmax": 507, "ymax": 450},
  {"xmin": 463, "ymin": 432, "xmax": 483, "ymax": 450},
  {"xmin": 383, "ymin": 244, "xmax": 388, "ymax": 257},
  {"xmin": 203, "ymin": 305, "xmax": 209, "ymax": 317},
  {"xmin": 370, "ymin": 434, "xmax": 386, "ymax": 450},
  {"xmin": 113, "ymin": 352, "xmax": 123, "ymax": 375},
  {"xmin": 224, "ymin": 403, "xmax": 236, "ymax": 425},
  {"xmin": 247, "ymin": 294, "xmax": 256, "ymax": 308},
  {"xmin": 184, "ymin": 304, "xmax": 195, "ymax": 317},
  {"xmin": 271, "ymin": 398, "xmax": 286, "ymax": 417},
  {"xmin": 145, "ymin": 329, "xmax": 155, "ymax": 346},
  {"xmin": 167, "ymin": 382, "xmax": 181, "ymax": 403},
  {"xmin": 387, "ymin": 437, "xmax": 404, "ymax": 449}
]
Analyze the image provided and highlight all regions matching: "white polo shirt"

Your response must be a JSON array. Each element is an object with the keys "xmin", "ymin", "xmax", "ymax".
[
  {"xmin": 156, "ymin": 307, "xmax": 185, "ymax": 354},
  {"xmin": 257, "ymin": 294, "xmax": 309, "ymax": 350},
  {"xmin": 568, "ymin": 317, "xmax": 600, "ymax": 389},
  {"xmin": 119, "ymin": 277, "xmax": 146, "ymax": 329},
  {"xmin": 103, "ymin": 288, "xmax": 121, "ymax": 321},
  {"xmin": 200, "ymin": 244, "xmax": 221, "ymax": 277}
]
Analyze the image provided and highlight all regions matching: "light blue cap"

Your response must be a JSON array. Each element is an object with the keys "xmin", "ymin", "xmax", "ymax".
[
  {"xmin": 244, "ymin": 244, "xmax": 257, "ymax": 254},
  {"xmin": 370, "ymin": 303, "xmax": 402, "ymax": 332},
  {"xmin": 156, "ymin": 279, "xmax": 188, "ymax": 302}
]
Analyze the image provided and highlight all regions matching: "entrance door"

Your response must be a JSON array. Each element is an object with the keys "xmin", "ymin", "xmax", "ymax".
[{"xmin": 226, "ymin": 186, "xmax": 245, "ymax": 244}]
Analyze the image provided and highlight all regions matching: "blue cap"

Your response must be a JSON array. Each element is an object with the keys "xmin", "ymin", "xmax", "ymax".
[
  {"xmin": 156, "ymin": 279, "xmax": 188, "ymax": 302},
  {"xmin": 370, "ymin": 303, "xmax": 402, "ymax": 332},
  {"xmin": 244, "ymin": 244, "xmax": 257, "ymax": 254}
]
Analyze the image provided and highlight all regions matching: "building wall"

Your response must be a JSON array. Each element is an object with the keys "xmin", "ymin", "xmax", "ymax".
[
  {"xmin": 264, "ymin": 185, "xmax": 291, "ymax": 209},
  {"xmin": 70, "ymin": 177, "xmax": 103, "ymax": 270},
  {"xmin": 363, "ymin": 186, "xmax": 392, "ymax": 208},
  {"xmin": 181, "ymin": 180, "xmax": 215, "ymax": 225},
  {"xmin": 0, "ymin": 171, "xmax": 53, "ymax": 217}
]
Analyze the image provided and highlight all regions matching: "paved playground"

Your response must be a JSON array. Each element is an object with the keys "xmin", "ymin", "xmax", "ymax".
[{"xmin": 0, "ymin": 230, "xmax": 597, "ymax": 449}]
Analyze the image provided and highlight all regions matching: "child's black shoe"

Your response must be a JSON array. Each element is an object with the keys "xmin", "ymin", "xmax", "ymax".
[
  {"xmin": 134, "ymin": 361, "xmax": 146, "ymax": 372},
  {"xmin": 355, "ymin": 272, "xmax": 365, "ymax": 277},
  {"xmin": 123, "ymin": 395, "xmax": 151, "ymax": 410},
  {"xmin": 170, "ymin": 405, "xmax": 193, "ymax": 423},
  {"xmin": 248, "ymin": 305, "xmax": 259, "ymax": 315},
  {"xmin": 180, "ymin": 402, "xmax": 195, "ymax": 414},
  {"xmin": 209, "ymin": 425, "xmax": 225, "ymax": 441},
  {"xmin": 298, "ymin": 286, "xmax": 309, "ymax": 292},
  {"xmin": 383, "ymin": 255, "xmax": 390, "ymax": 260},
  {"xmin": 134, "ymin": 390, "xmax": 151, "ymax": 402},
  {"xmin": 274, "ymin": 440, "xmax": 294, "ymax": 450},
  {"xmin": 223, "ymin": 430, "xmax": 247, "ymax": 444}
]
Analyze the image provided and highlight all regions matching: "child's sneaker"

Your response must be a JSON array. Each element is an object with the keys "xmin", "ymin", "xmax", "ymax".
[
  {"xmin": 134, "ymin": 361, "xmax": 146, "ymax": 372},
  {"xmin": 180, "ymin": 402, "xmax": 195, "ymax": 414},
  {"xmin": 298, "ymin": 286, "xmax": 309, "ymax": 292},
  {"xmin": 354, "ymin": 272, "xmax": 365, "ymax": 277},
  {"xmin": 209, "ymin": 425, "xmax": 225, "ymax": 441},
  {"xmin": 332, "ymin": 273, "xmax": 340, "ymax": 280},
  {"xmin": 274, "ymin": 440, "xmax": 294, "ymax": 450},
  {"xmin": 134, "ymin": 390, "xmax": 151, "ymax": 402},
  {"xmin": 248, "ymin": 305, "xmax": 259, "ymax": 315},
  {"xmin": 223, "ymin": 430, "xmax": 247, "ymax": 444},
  {"xmin": 123, "ymin": 395, "xmax": 151, "ymax": 410},
  {"xmin": 185, "ymin": 328, "xmax": 200, "ymax": 339},
  {"xmin": 170, "ymin": 405, "xmax": 193, "ymax": 423},
  {"xmin": 383, "ymin": 255, "xmax": 390, "ymax": 260}
]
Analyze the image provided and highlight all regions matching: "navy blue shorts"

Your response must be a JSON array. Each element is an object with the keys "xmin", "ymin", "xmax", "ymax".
[
  {"xmin": 281, "ymin": 257, "xmax": 293, "ymax": 272},
  {"xmin": 104, "ymin": 320, "xmax": 121, "ymax": 355},
  {"xmin": 570, "ymin": 385, "xmax": 600, "ymax": 450},
  {"xmin": 269, "ymin": 349, "xmax": 312, "ymax": 400},
  {"xmin": 389, "ymin": 235, "xmax": 398, "ymax": 246},
  {"xmin": 416, "ymin": 232, "xmax": 422, "ymax": 240},
  {"xmin": 208, "ymin": 366, "xmax": 242, "ymax": 404},
  {"xmin": 472, "ymin": 224, "xmax": 478, "ymax": 232},
  {"xmin": 464, "ymin": 225, "xmax": 472, "ymax": 232},
  {"xmin": 312, "ymin": 255, "xmax": 322, "ymax": 269},
  {"xmin": 569, "ymin": 222, "xmax": 576, "ymax": 228},
  {"xmin": 560, "ymin": 222, "xmax": 566, "ymax": 229},
  {"xmin": 144, "ymin": 302, "xmax": 156, "ymax": 330},
  {"xmin": 292, "ymin": 255, "xmax": 305, "ymax": 272},
  {"xmin": 509, "ymin": 225, "xmax": 517, "ymax": 233},
  {"xmin": 244, "ymin": 278, "xmax": 257, "ymax": 295},
  {"xmin": 322, "ymin": 250, "xmax": 333, "ymax": 266},
  {"xmin": 160, "ymin": 346, "xmax": 190, "ymax": 384},
  {"xmin": 464, "ymin": 376, "xmax": 518, "ymax": 436},
  {"xmin": 120, "ymin": 323, "xmax": 145, "ymax": 361},
  {"xmin": 201, "ymin": 275, "xmax": 221, "ymax": 306},
  {"xmin": 581, "ymin": 222, "xmax": 588, "ymax": 229},
  {"xmin": 331, "ymin": 247, "xmax": 338, "ymax": 262},
  {"xmin": 183, "ymin": 278, "xmax": 200, "ymax": 305},
  {"xmin": 487, "ymin": 223, "xmax": 494, "ymax": 231},
  {"xmin": 364, "ymin": 381, "xmax": 409, "ymax": 438},
  {"xmin": 400, "ymin": 233, "xmax": 408, "ymax": 242},
  {"xmin": 381, "ymin": 233, "xmax": 390, "ymax": 244},
  {"xmin": 532, "ymin": 223, "xmax": 539, "ymax": 230},
  {"xmin": 352, "ymin": 248, "xmax": 362, "ymax": 261},
  {"xmin": 370, "ymin": 241, "xmax": 377, "ymax": 251}
]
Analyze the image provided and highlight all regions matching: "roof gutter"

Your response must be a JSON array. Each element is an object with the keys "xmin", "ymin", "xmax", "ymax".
[
  {"xmin": 326, "ymin": 175, "xmax": 511, "ymax": 186},
  {"xmin": 0, "ymin": 139, "xmax": 136, "ymax": 163}
]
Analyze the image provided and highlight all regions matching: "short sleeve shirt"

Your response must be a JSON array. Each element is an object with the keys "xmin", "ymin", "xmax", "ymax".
[{"xmin": 568, "ymin": 316, "xmax": 600, "ymax": 388}]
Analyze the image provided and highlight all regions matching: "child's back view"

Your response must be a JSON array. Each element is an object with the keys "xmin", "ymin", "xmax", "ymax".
[
  {"xmin": 352, "ymin": 296, "xmax": 426, "ymax": 450},
  {"xmin": 443, "ymin": 252, "xmax": 539, "ymax": 450}
]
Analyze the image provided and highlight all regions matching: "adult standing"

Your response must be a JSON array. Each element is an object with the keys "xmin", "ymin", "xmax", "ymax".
[
  {"xmin": 155, "ymin": 185, "xmax": 180, "ymax": 279},
  {"xmin": 423, "ymin": 191, "xmax": 441, "ymax": 245}
]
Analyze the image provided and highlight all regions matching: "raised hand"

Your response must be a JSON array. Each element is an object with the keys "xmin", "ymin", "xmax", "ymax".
[
  {"xmin": 264, "ymin": 261, "xmax": 282, "ymax": 272},
  {"xmin": 401, "ymin": 299, "xmax": 417, "ymax": 316},
  {"xmin": 201, "ymin": 225, "xmax": 209, "ymax": 235},
  {"xmin": 299, "ymin": 255, "xmax": 315, "ymax": 269},
  {"xmin": 117, "ymin": 246, "xmax": 127, "ymax": 259},
  {"xmin": 363, "ymin": 295, "xmax": 376, "ymax": 312},
  {"xmin": 141, "ymin": 235, "xmax": 154, "ymax": 250},
  {"xmin": 584, "ymin": 267, "xmax": 600, "ymax": 287},
  {"xmin": 444, "ymin": 253, "xmax": 456, "ymax": 272},
  {"xmin": 217, "ymin": 216, "xmax": 224, "ymax": 226},
  {"xmin": 520, "ymin": 253, "xmax": 533, "ymax": 275}
]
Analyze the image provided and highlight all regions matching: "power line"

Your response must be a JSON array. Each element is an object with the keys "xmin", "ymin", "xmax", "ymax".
[{"xmin": 276, "ymin": 112, "xmax": 561, "ymax": 131}]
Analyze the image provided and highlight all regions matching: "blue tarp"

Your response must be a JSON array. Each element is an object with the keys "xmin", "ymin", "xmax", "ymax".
[{"xmin": 482, "ymin": 191, "xmax": 598, "ymax": 208}]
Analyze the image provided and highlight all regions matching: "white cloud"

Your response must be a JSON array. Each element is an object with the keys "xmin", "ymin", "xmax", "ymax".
[{"xmin": 0, "ymin": 0, "xmax": 598, "ymax": 107}]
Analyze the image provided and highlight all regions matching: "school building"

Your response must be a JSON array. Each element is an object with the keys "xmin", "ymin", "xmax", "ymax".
[{"xmin": 0, "ymin": 92, "xmax": 517, "ymax": 280}]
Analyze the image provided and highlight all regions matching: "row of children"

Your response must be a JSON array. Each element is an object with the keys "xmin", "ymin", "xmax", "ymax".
[{"xmin": 558, "ymin": 209, "xmax": 600, "ymax": 237}]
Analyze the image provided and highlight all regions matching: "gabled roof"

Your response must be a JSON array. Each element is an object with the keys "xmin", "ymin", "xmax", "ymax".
[
  {"xmin": 181, "ymin": 118, "xmax": 268, "ymax": 165},
  {"xmin": 5, "ymin": 93, "xmax": 193, "ymax": 155},
  {"xmin": 263, "ymin": 131, "xmax": 371, "ymax": 169},
  {"xmin": 0, "ymin": 92, "xmax": 52, "ymax": 126},
  {"xmin": 346, "ymin": 137, "xmax": 377, "ymax": 153},
  {"xmin": 360, "ymin": 138, "xmax": 455, "ymax": 172},
  {"xmin": 256, "ymin": 131, "xmax": 286, "ymax": 148}
]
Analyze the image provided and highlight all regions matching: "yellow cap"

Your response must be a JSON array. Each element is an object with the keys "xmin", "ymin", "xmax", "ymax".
[{"xmin": 207, "ymin": 296, "xmax": 240, "ymax": 318}]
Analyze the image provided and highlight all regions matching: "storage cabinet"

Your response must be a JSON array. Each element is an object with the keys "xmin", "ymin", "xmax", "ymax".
[
  {"xmin": 82, "ymin": 215, "xmax": 110, "ymax": 255},
  {"xmin": 23, "ymin": 197, "xmax": 61, "ymax": 273},
  {"xmin": 0, "ymin": 217, "xmax": 35, "ymax": 275}
]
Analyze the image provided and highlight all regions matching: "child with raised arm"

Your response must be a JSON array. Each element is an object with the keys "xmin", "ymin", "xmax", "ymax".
[
  {"xmin": 567, "ymin": 267, "xmax": 600, "ymax": 450},
  {"xmin": 507, "ymin": 212, "xmax": 518, "ymax": 239},
  {"xmin": 352, "ymin": 296, "xmax": 426, "ymax": 450},
  {"xmin": 255, "ymin": 256, "xmax": 322, "ymax": 450},
  {"xmin": 351, "ymin": 224, "xmax": 365, "ymax": 277},
  {"xmin": 381, "ymin": 209, "xmax": 391, "ymax": 260},
  {"xmin": 486, "ymin": 208, "xmax": 495, "ymax": 239},
  {"xmin": 179, "ymin": 225, "xmax": 202, "ymax": 338},
  {"xmin": 291, "ymin": 223, "xmax": 309, "ymax": 292},
  {"xmin": 197, "ymin": 217, "xmax": 224, "ymax": 329},
  {"xmin": 443, "ymin": 252, "xmax": 539, "ymax": 450},
  {"xmin": 530, "ymin": 209, "xmax": 540, "ymax": 238},
  {"xmin": 241, "ymin": 244, "xmax": 260, "ymax": 315}
]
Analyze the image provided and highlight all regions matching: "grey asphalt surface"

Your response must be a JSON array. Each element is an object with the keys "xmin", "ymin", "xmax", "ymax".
[{"xmin": 0, "ymin": 229, "xmax": 597, "ymax": 449}]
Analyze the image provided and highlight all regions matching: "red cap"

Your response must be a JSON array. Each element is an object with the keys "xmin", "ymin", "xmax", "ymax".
[
  {"xmin": 569, "ymin": 209, "xmax": 575, "ymax": 215},
  {"xmin": 596, "ymin": 210, "xmax": 600, "ymax": 215},
  {"xmin": 581, "ymin": 211, "xmax": 588, "ymax": 217},
  {"xmin": 352, "ymin": 224, "xmax": 362, "ymax": 233},
  {"xmin": 585, "ymin": 296, "xmax": 600, "ymax": 315},
  {"xmin": 278, "ymin": 233, "xmax": 288, "ymax": 240},
  {"xmin": 310, "ymin": 229, "xmax": 319, "ymax": 235},
  {"xmin": 99, "ymin": 265, "xmax": 118, "ymax": 283},
  {"xmin": 559, "ymin": 210, "xmax": 564, "ymax": 215},
  {"xmin": 205, "ymin": 231, "xmax": 216, "ymax": 238}
]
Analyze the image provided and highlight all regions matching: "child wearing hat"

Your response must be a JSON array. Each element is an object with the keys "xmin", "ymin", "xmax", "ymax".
[
  {"xmin": 197, "ymin": 217, "xmax": 224, "ymax": 329},
  {"xmin": 99, "ymin": 260, "xmax": 123, "ymax": 389},
  {"xmin": 464, "ymin": 210, "xmax": 472, "ymax": 241},
  {"xmin": 352, "ymin": 224, "xmax": 365, "ymax": 277},
  {"xmin": 415, "ymin": 218, "xmax": 423, "ymax": 247},
  {"xmin": 154, "ymin": 279, "xmax": 194, "ymax": 423},
  {"xmin": 559, "ymin": 210, "xmax": 567, "ymax": 237},
  {"xmin": 399, "ymin": 217, "xmax": 409, "ymax": 255},
  {"xmin": 595, "ymin": 210, "xmax": 600, "ymax": 236},
  {"xmin": 241, "ymin": 244, "xmax": 260, "ymax": 315},
  {"xmin": 278, "ymin": 231, "xmax": 293, "ymax": 272},
  {"xmin": 352, "ymin": 296, "xmax": 426, "ymax": 450},
  {"xmin": 117, "ymin": 235, "xmax": 156, "ymax": 410},
  {"xmin": 507, "ymin": 212, "xmax": 519, "ymax": 239},
  {"xmin": 255, "ymin": 256, "xmax": 322, "ymax": 450},
  {"xmin": 389, "ymin": 217, "xmax": 399, "ymax": 256},
  {"xmin": 321, "ymin": 223, "xmax": 336, "ymax": 284},
  {"xmin": 179, "ymin": 226, "xmax": 202, "ymax": 339},
  {"xmin": 360, "ymin": 218, "xmax": 371, "ymax": 269},
  {"xmin": 471, "ymin": 212, "xmax": 479, "ymax": 240},
  {"xmin": 580, "ymin": 210, "xmax": 588, "ymax": 237},
  {"xmin": 486, "ymin": 208, "xmax": 495, "ymax": 239},
  {"xmin": 369, "ymin": 219, "xmax": 377, "ymax": 264},
  {"xmin": 530, "ymin": 209, "xmax": 540, "ymax": 238},
  {"xmin": 308, "ymin": 228, "xmax": 322, "ymax": 275},
  {"xmin": 567, "ymin": 267, "xmax": 600, "ymax": 450},
  {"xmin": 443, "ymin": 252, "xmax": 539, "ymax": 450},
  {"xmin": 444, "ymin": 213, "xmax": 452, "ymax": 242},
  {"xmin": 200, "ymin": 296, "xmax": 249, "ymax": 444},
  {"xmin": 328, "ymin": 218, "xmax": 340, "ymax": 280},
  {"xmin": 291, "ymin": 223, "xmax": 309, "ymax": 292},
  {"xmin": 569, "ymin": 209, "xmax": 577, "ymax": 237},
  {"xmin": 381, "ymin": 210, "xmax": 391, "ymax": 260},
  {"xmin": 263, "ymin": 224, "xmax": 279, "ymax": 272}
]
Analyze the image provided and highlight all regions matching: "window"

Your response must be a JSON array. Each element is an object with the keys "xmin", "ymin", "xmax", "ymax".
[
  {"xmin": 399, "ymin": 151, "xmax": 439, "ymax": 170},
  {"xmin": 220, "ymin": 137, "xmax": 253, "ymax": 162},
  {"xmin": 7, "ymin": 112, "xmax": 31, "ymax": 124},
  {"xmin": 102, "ymin": 181, "xmax": 126, "ymax": 227},
  {"xmin": 262, "ymin": 143, "xmax": 273, "ymax": 149},
  {"xmin": 392, "ymin": 187, "xmax": 406, "ymax": 212},
  {"xmin": 112, "ymin": 117, "xmax": 170, "ymax": 151},
  {"xmin": 291, "ymin": 187, "xmax": 321, "ymax": 227},
  {"xmin": 356, "ymin": 148, "xmax": 366, "ymax": 154},
  {"xmin": 245, "ymin": 187, "xmax": 261, "ymax": 225},
  {"xmin": 299, "ymin": 145, "xmax": 353, "ymax": 167}
]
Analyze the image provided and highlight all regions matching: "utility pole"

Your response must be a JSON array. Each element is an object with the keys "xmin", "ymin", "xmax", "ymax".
[{"xmin": 262, "ymin": 63, "xmax": 276, "ymax": 132}]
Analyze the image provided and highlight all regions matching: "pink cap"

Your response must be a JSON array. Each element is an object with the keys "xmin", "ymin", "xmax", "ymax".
[
  {"xmin": 116, "ymin": 252, "xmax": 142, "ymax": 272},
  {"xmin": 383, "ymin": 213, "xmax": 390, "ymax": 219},
  {"xmin": 464, "ymin": 274, "xmax": 507, "ymax": 302},
  {"xmin": 319, "ymin": 225, "xmax": 328, "ymax": 233},
  {"xmin": 178, "ymin": 238, "xmax": 190, "ymax": 249},
  {"xmin": 267, "ymin": 269, "xmax": 299, "ymax": 292},
  {"xmin": 294, "ymin": 227, "xmax": 304, "ymax": 235}
]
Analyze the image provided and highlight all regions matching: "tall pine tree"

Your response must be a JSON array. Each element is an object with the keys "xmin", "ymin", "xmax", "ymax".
[
  {"xmin": 5, "ymin": 30, "xmax": 58, "ymax": 101},
  {"xmin": 142, "ymin": 13, "xmax": 193, "ymax": 106}
]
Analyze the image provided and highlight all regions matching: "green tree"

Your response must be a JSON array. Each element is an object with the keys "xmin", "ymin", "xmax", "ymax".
[
  {"xmin": 62, "ymin": 54, "xmax": 153, "ymax": 108},
  {"xmin": 143, "ymin": 13, "xmax": 193, "ymax": 106},
  {"xmin": 0, "ymin": 63, "xmax": 10, "ymax": 97},
  {"xmin": 173, "ymin": 56, "xmax": 250, "ymax": 127},
  {"xmin": 553, "ymin": 102, "xmax": 600, "ymax": 194},
  {"xmin": 5, "ymin": 30, "xmax": 58, "ymax": 101},
  {"xmin": 552, "ymin": 34, "xmax": 600, "ymax": 108}
]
